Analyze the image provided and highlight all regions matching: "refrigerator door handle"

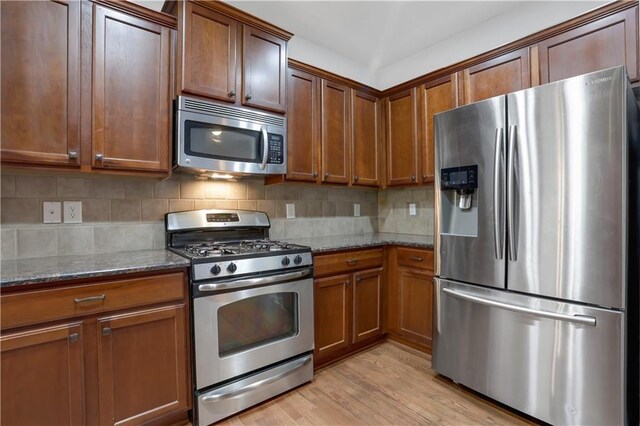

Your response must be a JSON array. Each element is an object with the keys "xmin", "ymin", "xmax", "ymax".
[
  {"xmin": 493, "ymin": 128, "xmax": 505, "ymax": 260},
  {"xmin": 442, "ymin": 288, "xmax": 597, "ymax": 326},
  {"xmin": 507, "ymin": 125, "xmax": 518, "ymax": 261}
]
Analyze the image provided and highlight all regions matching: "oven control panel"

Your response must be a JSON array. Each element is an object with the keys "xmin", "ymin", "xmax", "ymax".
[{"xmin": 193, "ymin": 252, "xmax": 313, "ymax": 281}]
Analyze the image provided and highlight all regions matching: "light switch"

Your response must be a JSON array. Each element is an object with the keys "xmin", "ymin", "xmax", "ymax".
[{"xmin": 43, "ymin": 202, "xmax": 62, "ymax": 223}]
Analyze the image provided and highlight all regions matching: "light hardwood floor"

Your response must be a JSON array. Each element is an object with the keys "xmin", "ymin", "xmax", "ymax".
[{"xmin": 220, "ymin": 341, "xmax": 536, "ymax": 425}]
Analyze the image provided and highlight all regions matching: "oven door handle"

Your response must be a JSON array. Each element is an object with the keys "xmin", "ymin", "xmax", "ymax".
[
  {"xmin": 201, "ymin": 354, "xmax": 312, "ymax": 403},
  {"xmin": 197, "ymin": 268, "xmax": 311, "ymax": 292}
]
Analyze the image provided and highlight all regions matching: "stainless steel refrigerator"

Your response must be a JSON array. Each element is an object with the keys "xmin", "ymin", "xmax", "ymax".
[{"xmin": 433, "ymin": 66, "xmax": 640, "ymax": 425}]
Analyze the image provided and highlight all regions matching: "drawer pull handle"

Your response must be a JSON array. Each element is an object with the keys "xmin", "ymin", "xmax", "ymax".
[
  {"xmin": 346, "ymin": 259, "xmax": 358, "ymax": 266},
  {"xmin": 410, "ymin": 256, "xmax": 424, "ymax": 262},
  {"xmin": 74, "ymin": 294, "xmax": 106, "ymax": 304}
]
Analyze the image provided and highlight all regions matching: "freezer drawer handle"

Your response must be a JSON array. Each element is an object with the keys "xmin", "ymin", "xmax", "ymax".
[
  {"xmin": 442, "ymin": 288, "xmax": 596, "ymax": 326},
  {"xmin": 198, "ymin": 268, "xmax": 311, "ymax": 292},
  {"xmin": 201, "ymin": 355, "xmax": 312, "ymax": 402}
]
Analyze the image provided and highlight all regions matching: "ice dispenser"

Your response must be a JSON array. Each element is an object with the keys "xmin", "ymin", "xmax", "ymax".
[{"xmin": 440, "ymin": 165, "xmax": 478, "ymax": 236}]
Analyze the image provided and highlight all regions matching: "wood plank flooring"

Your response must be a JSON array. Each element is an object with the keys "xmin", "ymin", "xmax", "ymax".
[{"xmin": 220, "ymin": 341, "xmax": 536, "ymax": 425}]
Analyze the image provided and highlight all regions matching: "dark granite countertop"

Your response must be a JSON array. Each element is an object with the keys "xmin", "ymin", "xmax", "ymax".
[
  {"xmin": 1, "ymin": 250, "xmax": 190, "ymax": 288},
  {"xmin": 286, "ymin": 233, "xmax": 434, "ymax": 253}
]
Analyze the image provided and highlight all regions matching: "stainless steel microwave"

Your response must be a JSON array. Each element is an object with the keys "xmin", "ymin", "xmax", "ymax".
[{"xmin": 174, "ymin": 96, "xmax": 286, "ymax": 176}]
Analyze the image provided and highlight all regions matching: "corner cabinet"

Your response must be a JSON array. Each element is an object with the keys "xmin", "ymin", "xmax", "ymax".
[
  {"xmin": 0, "ymin": 0, "xmax": 175, "ymax": 176},
  {"xmin": 178, "ymin": 0, "xmax": 290, "ymax": 114},
  {"xmin": 351, "ymin": 91, "xmax": 380, "ymax": 187},
  {"xmin": 0, "ymin": 270, "xmax": 191, "ymax": 426},
  {"xmin": 313, "ymin": 249, "xmax": 385, "ymax": 368}
]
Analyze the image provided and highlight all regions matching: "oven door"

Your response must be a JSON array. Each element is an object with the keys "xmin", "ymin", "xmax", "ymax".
[
  {"xmin": 193, "ymin": 269, "xmax": 314, "ymax": 389},
  {"xmin": 175, "ymin": 110, "xmax": 286, "ymax": 175}
]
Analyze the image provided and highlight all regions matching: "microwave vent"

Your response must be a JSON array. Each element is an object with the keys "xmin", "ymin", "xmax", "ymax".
[{"xmin": 183, "ymin": 99, "xmax": 285, "ymax": 127}]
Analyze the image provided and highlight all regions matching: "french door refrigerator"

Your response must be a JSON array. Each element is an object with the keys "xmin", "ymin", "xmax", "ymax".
[{"xmin": 433, "ymin": 66, "xmax": 639, "ymax": 425}]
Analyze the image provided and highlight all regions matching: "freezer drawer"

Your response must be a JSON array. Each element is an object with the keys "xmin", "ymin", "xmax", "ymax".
[{"xmin": 432, "ymin": 278, "xmax": 626, "ymax": 425}]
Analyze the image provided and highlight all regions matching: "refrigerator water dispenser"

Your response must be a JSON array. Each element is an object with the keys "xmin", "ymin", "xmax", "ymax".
[{"xmin": 440, "ymin": 165, "xmax": 478, "ymax": 236}]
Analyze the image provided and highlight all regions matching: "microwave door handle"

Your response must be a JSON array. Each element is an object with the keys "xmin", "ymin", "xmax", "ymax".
[{"xmin": 259, "ymin": 126, "xmax": 269, "ymax": 170}]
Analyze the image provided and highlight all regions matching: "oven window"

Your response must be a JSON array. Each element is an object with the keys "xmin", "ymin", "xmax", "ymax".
[
  {"xmin": 217, "ymin": 293, "xmax": 298, "ymax": 357},
  {"xmin": 185, "ymin": 121, "xmax": 261, "ymax": 163}
]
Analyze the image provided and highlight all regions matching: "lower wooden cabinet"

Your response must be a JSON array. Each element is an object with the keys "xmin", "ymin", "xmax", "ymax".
[
  {"xmin": 0, "ymin": 270, "xmax": 190, "ymax": 426},
  {"xmin": 387, "ymin": 247, "xmax": 434, "ymax": 352},
  {"xmin": 313, "ymin": 250, "xmax": 384, "ymax": 368}
]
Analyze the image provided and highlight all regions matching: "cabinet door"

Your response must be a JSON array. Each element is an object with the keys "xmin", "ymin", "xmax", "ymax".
[
  {"xmin": 1, "ymin": 323, "xmax": 84, "ymax": 425},
  {"xmin": 242, "ymin": 25, "xmax": 287, "ymax": 113},
  {"xmin": 321, "ymin": 80, "xmax": 351, "ymax": 184},
  {"xmin": 386, "ymin": 89, "xmax": 418, "ymax": 186},
  {"xmin": 397, "ymin": 268, "xmax": 433, "ymax": 348},
  {"xmin": 92, "ymin": 5, "xmax": 171, "ymax": 173},
  {"xmin": 538, "ymin": 6, "xmax": 638, "ymax": 84},
  {"xmin": 286, "ymin": 67, "xmax": 320, "ymax": 182},
  {"xmin": 0, "ymin": 0, "xmax": 81, "ymax": 168},
  {"xmin": 419, "ymin": 75, "xmax": 458, "ymax": 184},
  {"xmin": 352, "ymin": 268, "xmax": 383, "ymax": 343},
  {"xmin": 97, "ymin": 305, "xmax": 189, "ymax": 426},
  {"xmin": 461, "ymin": 47, "xmax": 530, "ymax": 104},
  {"xmin": 180, "ymin": 2, "xmax": 237, "ymax": 102},
  {"xmin": 314, "ymin": 275, "xmax": 351, "ymax": 360},
  {"xmin": 351, "ymin": 91, "xmax": 380, "ymax": 187}
]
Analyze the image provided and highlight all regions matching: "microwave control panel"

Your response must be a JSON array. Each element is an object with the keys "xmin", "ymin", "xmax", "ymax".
[{"xmin": 267, "ymin": 134, "xmax": 284, "ymax": 164}]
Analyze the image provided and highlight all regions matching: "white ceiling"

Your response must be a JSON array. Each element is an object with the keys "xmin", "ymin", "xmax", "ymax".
[{"xmin": 225, "ymin": 1, "xmax": 521, "ymax": 72}]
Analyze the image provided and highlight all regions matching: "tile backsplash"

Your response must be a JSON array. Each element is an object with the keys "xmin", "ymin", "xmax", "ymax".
[
  {"xmin": 0, "ymin": 169, "xmax": 383, "ymax": 260},
  {"xmin": 377, "ymin": 186, "xmax": 435, "ymax": 236}
]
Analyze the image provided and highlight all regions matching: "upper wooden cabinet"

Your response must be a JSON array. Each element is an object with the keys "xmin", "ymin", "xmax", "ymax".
[
  {"xmin": 1, "ymin": 0, "xmax": 175, "ymax": 176},
  {"xmin": 386, "ymin": 89, "xmax": 419, "ymax": 186},
  {"xmin": 351, "ymin": 91, "xmax": 380, "ymax": 187},
  {"xmin": 92, "ymin": 5, "xmax": 171, "ymax": 173},
  {"xmin": 321, "ymin": 80, "xmax": 351, "ymax": 184},
  {"xmin": 537, "ymin": 5, "xmax": 639, "ymax": 84},
  {"xmin": 419, "ymin": 75, "xmax": 459, "ymax": 184},
  {"xmin": 286, "ymin": 68, "xmax": 320, "ymax": 182},
  {"xmin": 180, "ymin": 2, "xmax": 237, "ymax": 102},
  {"xmin": 460, "ymin": 47, "xmax": 531, "ymax": 105},
  {"xmin": 178, "ymin": 1, "xmax": 290, "ymax": 113},
  {"xmin": 0, "ymin": 0, "xmax": 81, "ymax": 168}
]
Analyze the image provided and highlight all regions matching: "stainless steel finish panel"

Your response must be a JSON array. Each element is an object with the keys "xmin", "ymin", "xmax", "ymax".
[
  {"xmin": 194, "ymin": 278, "xmax": 314, "ymax": 389},
  {"xmin": 196, "ymin": 354, "xmax": 312, "ymax": 426},
  {"xmin": 198, "ymin": 268, "xmax": 311, "ymax": 291},
  {"xmin": 193, "ymin": 253, "xmax": 313, "ymax": 280},
  {"xmin": 166, "ymin": 209, "xmax": 270, "ymax": 231},
  {"xmin": 433, "ymin": 278, "xmax": 626, "ymax": 425},
  {"xmin": 434, "ymin": 96, "xmax": 506, "ymax": 288},
  {"xmin": 507, "ymin": 67, "xmax": 628, "ymax": 308}
]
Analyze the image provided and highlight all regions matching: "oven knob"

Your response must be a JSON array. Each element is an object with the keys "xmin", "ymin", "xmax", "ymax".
[
  {"xmin": 210, "ymin": 264, "xmax": 221, "ymax": 275},
  {"xmin": 227, "ymin": 263, "xmax": 237, "ymax": 273},
  {"xmin": 281, "ymin": 256, "xmax": 290, "ymax": 266},
  {"xmin": 294, "ymin": 255, "xmax": 303, "ymax": 265}
]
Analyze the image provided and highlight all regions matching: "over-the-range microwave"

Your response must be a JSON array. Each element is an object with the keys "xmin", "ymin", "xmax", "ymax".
[{"xmin": 174, "ymin": 96, "xmax": 286, "ymax": 176}]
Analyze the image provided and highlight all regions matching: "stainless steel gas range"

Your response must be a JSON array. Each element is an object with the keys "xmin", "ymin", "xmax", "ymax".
[{"xmin": 165, "ymin": 209, "xmax": 314, "ymax": 425}]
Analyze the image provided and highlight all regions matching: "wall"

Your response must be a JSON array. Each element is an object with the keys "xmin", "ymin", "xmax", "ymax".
[
  {"xmin": 377, "ymin": 187, "xmax": 435, "ymax": 236},
  {"xmin": 0, "ymin": 170, "xmax": 378, "ymax": 260}
]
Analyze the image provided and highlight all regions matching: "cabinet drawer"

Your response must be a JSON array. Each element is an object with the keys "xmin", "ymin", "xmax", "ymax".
[
  {"xmin": 397, "ymin": 247, "xmax": 433, "ymax": 271},
  {"xmin": 1, "ymin": 272, "xmax": 185, "ymax": 330},
  {"xmin": 314, "ymin": 249, "xmax": 383, "ymax": 277}
]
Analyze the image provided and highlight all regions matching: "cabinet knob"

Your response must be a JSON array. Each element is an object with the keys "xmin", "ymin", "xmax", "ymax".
[
  {"xmin": 355, "ymin": 276, "xmax": 361, "ymax": 283},
  {"xmin": 411, "ymin": 175, "xmax": 416, "ymax": 182},
  {"xmin": 68, "ymin": 150, "xmax": 78, "ymax": 160},
  {"xmin": 324, "ymin": 172, "xmax": 330, "ymax": 179},
  {"xmin": 68, "ymin": 333, "xmax": 79, "ymax": 343},
  {"xmin": 312, "ymin": 172, "xmax": 318, "ymax": 178},
  {"xmin": 245, "ymin": 94, "xmax": 252, "ymax": 101},
  {"xmin": 345, "ymin": 281, "xmax": 351, "ymax": 286},
  {"xmin": 102, "ymin": 327, "xmax": 112, "ymax": 336},
  {"xmin": 422, "ymin": 175, "xmax": 427, "ymax": 182},
  {"xmin": 354, "ymin": 176, "xmax": 359, "ymax": 182},
  {"xmin": 228, "ymin": 90, "xmax": 236, "ymax": 98},
  {"xmin": 95, "ymin": 153, "xmax": 104, "ymax": 161}
]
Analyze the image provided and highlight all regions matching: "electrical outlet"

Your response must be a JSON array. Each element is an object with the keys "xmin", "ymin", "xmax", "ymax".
[
  {"xmin": 409, "ymin": 203, "xmax": 417, "ymax": 216},
  {"xmin": 43, "ymin": 202, "xmax": 62, "ymax": 223},
  {"xmin": 353, "ymin": 203, "xmax": 360, "ymax": 217},
  {"xmin": 286, "ymin": 203, "xmax": 295, "ymax": 219},
  {"xmin": 63, "ymin": 201, "xmax": 83, "ymax": 223}
]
